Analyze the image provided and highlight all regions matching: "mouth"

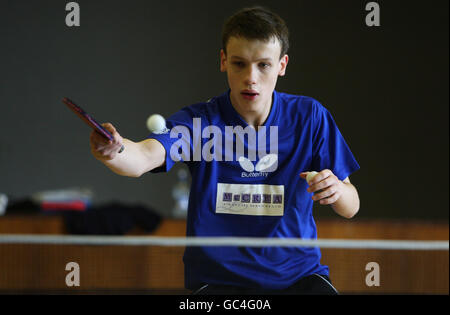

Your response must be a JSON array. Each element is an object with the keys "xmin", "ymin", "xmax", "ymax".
[{"xmin": 241, "ymin": 90, "xmax": 259, "ymax": 101}]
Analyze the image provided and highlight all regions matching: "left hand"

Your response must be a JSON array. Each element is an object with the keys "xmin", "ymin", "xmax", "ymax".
[{"xmin": 300, "ymin": 169, "xmax": 345, "ymax": 205}]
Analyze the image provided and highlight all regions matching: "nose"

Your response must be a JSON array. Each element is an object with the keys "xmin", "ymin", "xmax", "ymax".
[{"xmin": 244, "ymin": 64, "xmax": 257, "ymax": 86}]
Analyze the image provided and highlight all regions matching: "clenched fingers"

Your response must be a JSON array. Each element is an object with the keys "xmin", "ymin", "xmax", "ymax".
[{"xmin": 90, "ymin": 123, "xmax": 123, "ymax": 160}]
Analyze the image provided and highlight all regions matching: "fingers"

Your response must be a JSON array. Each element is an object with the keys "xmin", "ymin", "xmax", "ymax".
[
  {"xmin": 305, "ymin": 169, "xmax": 332, "ymax": 187},
  {"xmin": 312, "ymin": 187, "xmax": 341, "ymax": 205},
  {"xmin": 102, "ymin": 123, "xmax": 117, "ymax": 136},
  {"xmin": 302, "ymin": 169, "xmax": 343, "ymax": 205},
  {"xmin": 307, "ymin": 177, "xmax": 333, "ymax": 193},
  {"xmin": 90, "ymin": 129, "xmax": 110, "ymax": 147},
  {"xmin": 90, "ymin": 123, "xmax": 123, "ymax": 161}
]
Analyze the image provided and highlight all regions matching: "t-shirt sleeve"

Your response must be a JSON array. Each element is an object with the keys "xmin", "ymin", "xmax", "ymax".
[
  {"xmin": 311, "ymin": 102, "xmax": 360, "ymax": 180},
  {"xmin": 147, "ymin": 108, "xmax": 194, "ymax": 173}
]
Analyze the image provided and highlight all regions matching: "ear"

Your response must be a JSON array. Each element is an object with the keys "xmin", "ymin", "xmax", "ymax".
[
  {"xmin": 220, "ymin": 49, "xmax": 227, "ymax": 72},
  {"xmin": 278, "ymin": 54, "xmax": 289, "ymax": 77}
]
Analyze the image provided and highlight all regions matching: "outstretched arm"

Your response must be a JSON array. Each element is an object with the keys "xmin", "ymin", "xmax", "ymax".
[{"xmin": 90, "ymin": 123, "xmax": 166, "ymax": 177}]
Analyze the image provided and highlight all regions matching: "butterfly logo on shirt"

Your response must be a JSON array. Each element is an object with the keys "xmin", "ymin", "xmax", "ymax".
[{"xmin": 238, "ymin": 154, "xmax": 278, "ymax": 177}]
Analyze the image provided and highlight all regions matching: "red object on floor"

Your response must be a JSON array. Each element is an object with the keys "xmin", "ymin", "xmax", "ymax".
[{"xmin": 41, "ymin": 200, "xmax": 87, "ymax": 211}]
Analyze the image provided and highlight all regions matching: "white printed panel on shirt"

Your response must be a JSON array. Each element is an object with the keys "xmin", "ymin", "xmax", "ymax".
[{"xmin": 216, "ymin": 183, "xmax": 284, "ymax": 216}]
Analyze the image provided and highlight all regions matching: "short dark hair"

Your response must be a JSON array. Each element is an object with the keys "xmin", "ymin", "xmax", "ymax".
[{"xmin": 222, "ymin": 6, "xmax": 290, "ymax": 59}]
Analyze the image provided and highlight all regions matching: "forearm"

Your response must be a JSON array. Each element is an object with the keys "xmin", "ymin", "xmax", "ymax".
[
  {"xmin": 101, "ymin": 139, "xmax": 164, "ymax": 177},
  {"xmin": 331, "ymin": 181, "xmax": 360, "ymax": 219}
]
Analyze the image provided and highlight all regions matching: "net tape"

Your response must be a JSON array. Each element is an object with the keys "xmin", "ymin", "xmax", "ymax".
[{"xmin": 0, "ymin": 234, "xmax": 448, "ymax": 250}]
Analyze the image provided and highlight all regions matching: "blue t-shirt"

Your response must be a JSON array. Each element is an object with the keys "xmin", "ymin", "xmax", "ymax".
[{"xmin": 148, "ymin": 90, "xmax": 360, "ymax": 290}]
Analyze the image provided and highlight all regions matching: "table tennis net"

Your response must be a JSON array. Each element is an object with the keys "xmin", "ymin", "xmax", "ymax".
[{"xmin": 0, "ymin": 235, "xmax": 447, "ymax": 294}]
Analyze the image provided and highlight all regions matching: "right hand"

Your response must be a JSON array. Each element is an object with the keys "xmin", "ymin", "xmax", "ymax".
[{"xmin": 90, "ymin": 123, "xmax": 124, "ymax": 161}]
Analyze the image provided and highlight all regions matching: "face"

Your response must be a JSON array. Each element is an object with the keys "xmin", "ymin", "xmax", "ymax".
[{"xmin": 221, "ymin": 36, "xmax": 288, "ymax": 118}]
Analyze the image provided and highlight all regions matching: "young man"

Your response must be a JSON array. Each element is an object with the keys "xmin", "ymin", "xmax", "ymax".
[{"xmin": 90, "ymin": 7, "xmax": 360, "ymax": 295}]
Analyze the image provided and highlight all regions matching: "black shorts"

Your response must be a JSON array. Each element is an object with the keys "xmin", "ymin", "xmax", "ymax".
[{"xmin": 192, "ymin": 274, "xmax": 339, "ymax": 295}]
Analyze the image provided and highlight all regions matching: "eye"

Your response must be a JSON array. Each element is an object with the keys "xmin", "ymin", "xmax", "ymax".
[
  {"xmin": 233, "ymin": 61, "xmax": 245, "ymax": 67},
  {"xmin": 259, "ymin": 62, "xmax": 271, "ymax": 69}
]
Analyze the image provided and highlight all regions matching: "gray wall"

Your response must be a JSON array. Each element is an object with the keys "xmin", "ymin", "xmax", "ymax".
[{"xmin": 0, "ymin": 0, "xmax": 448, "ymax": 220}]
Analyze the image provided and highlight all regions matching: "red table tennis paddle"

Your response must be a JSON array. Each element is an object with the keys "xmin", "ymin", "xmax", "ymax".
[{"xmin": 62, "ymin": 97, "xmax": 114, "ymax": 141}]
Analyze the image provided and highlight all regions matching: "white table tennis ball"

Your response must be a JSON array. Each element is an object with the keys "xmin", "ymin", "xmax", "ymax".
[
  {"xmin": 146, "ymin": 114, "xmax": 166, "ymax": 133},
  {"xmin": 306, "ymin": 171, "xmax": 319, "ymax": 184}
]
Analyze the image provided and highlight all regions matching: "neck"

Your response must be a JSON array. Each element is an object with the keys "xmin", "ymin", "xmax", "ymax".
[{"xmin": 230, "ymin": 93, "xmax": 273, "ymax": 128}]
